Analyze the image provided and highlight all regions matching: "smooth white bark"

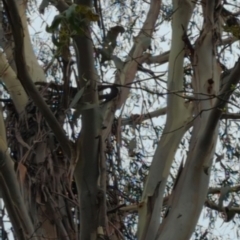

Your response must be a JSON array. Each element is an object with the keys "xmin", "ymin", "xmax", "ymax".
[
  {"xmin": 138, "ymin": 1, "xmax": 195, "ymax": 239},
  {"xmin": 0, "ymin": 51, "xmax": 28, "ymax": 113},
  {"xmin": 156, "ymin": 2, "xmax": 221, "ymax": 239},
  {"xmin": 17, "ymin": 0, "xmax": 46, "ymax": 83}
]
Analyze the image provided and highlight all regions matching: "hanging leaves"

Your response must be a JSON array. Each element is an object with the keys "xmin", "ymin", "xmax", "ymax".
[
  {"xmin": 46, "ymin": 4, "xmax": 99, "ymax": 33},
  {"xmin": 46, "ymin": 4, "xmax": 99, "ymax": 48},
  {"xmin": 75, "ymin": 4, "xmax": 99, "ymax": 21},
  {"xmin": 223, "ymin": 17, "xmax": 240, "ymax": 39}
]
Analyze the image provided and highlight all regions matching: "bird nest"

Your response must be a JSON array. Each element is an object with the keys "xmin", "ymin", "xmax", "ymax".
[{"xmin": 4, "ymin": 85, "xmax": 67, "ymax": 175}]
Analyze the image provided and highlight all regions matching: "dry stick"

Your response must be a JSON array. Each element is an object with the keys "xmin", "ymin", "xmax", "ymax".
[
  {"xmin": 45, "ymin": 188, "xmax": 71, "ymax": 240},
  {"xmin": 3, "ymin": 0, "xmax": 72, "ymax": 159}
]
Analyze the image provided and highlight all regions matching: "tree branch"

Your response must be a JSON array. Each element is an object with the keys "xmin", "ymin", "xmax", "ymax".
[
  {"xmin": 121, "ymin": 107, "xmax": 167, "ymax": 126},
  {"xmin": 208, "ymin": 184, "xmax": 240, "ymax": 194},
  {"xmin": 102, "ymin": 0, "xmax": 162, "ymax": 139},
  {"xmin": 206, "ymin": 57, "xmax": 240, "ymax": 132},
  {"xmin": 144, "ymin": 51, "xmax": 170, "ymax": 65},
  {"xmin": 144, "ymin": 36, "xmax": 237, "ymax": 66},
  {"xmin": 3, "ymin": 0, "xmax": 72, "ymax": 159},
  {"xmin": 116, "ymin": 0, "xmax": 161, "ymax": 108},
  {"xmin": 73, "ymin": 0, "xmax": 101, "ymax": 238},
  {"xmin": 0, "ymin": 147, "xmax": 36, "ymax": 239},
  {"xmin": 0, "ymin": 51, "xmax": 28, "ymax": 113},
  {"xmin": 221, "ymin": 112, "xmax": 240, "ymax": 119},
  {"xmin": 205, "ymin": 200, "xmax": 238, "ymax": 222}
]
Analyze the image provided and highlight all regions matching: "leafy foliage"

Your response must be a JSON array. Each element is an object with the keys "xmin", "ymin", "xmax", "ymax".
[
  {"xmin": 46, "ymin": 4, "xmax": 99, "ymax": 48},
  {"xmin": 223, "ymin": 17, "xmax": 240, "ymax": 39}
]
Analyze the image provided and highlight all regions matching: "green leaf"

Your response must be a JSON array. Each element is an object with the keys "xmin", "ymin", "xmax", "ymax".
[
  {"xmin": 86, "ymin": 12, "xmax": 99, "ymax": 21},
  {"xmin": 69, "ymin": 19, "xmax": 84, "ymax": 34},
  {"xmin": 65, "ymin": 4, "xmax": 77, "ymax": 20},
  {"xmin": 46, "ymin": 15, "xmax": 64, "ymax": 33},
  {"xmin": 75, "ymin": 4, "xmax": 99, "ymax": 21}
]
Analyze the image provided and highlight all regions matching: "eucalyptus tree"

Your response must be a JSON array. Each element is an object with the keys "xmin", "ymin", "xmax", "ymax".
[{"xmin": 0, "ymin": 0, "xmax": 240, "ymax": 239}]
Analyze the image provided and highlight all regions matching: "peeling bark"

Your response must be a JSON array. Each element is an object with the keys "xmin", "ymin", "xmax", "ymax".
[{"xmin": 155, "ymin": 2, "xmax": 222, "ymax": 239}]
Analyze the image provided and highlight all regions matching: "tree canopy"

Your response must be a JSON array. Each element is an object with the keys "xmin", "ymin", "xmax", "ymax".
[{"xmin": 0, "ymin": 0, "xmax": 240, "ymax": 239}]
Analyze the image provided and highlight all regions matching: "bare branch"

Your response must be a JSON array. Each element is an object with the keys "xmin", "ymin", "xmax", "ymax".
[
  {"xmin": 121, "ymin": 107, "xmax": 167, "ymax": 126},
  {"xmin": 206, "ymin": 57, "xmax": 240, "ymax": 130},
  {"xmin": 144, "ymin": 36, "xmax": 237, "ymax": 66},
  {"xmin": 221, "ymin": 113, "xmax": 240, "ymax": 119},
  {"xmin": 144, "ymin": 51, "xmax": 170, "ymax": 65},
  {"xmin": 103, "ymin": 0, "xmax": 162, "ymax": 139},
  {"xmin": 208, "ymin": 184, "xmax": 240, "ymax": 194},
  {"xmin": 205, "ymin": 200, "xmax": 237, "ymax": 222},
  {"xmin": 116, "ymin": 0, "xmax": 162, "ymax": 108}
]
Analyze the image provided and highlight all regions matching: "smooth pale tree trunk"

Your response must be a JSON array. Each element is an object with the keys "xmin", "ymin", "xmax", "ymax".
[
  {"xmin": 155, "ymin": 1, "xmax": 222, "ymax": 239},
  {"xmin": 0, "ymin": 51, "xmax": 27, "ymax": 113},
  {"xmin": 17, "ymin": 0, "xmax": 46, "ymax": 83},
  {"xmin": 138, "ymin": 1, "xmax": 195, "ymax": 239}
]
